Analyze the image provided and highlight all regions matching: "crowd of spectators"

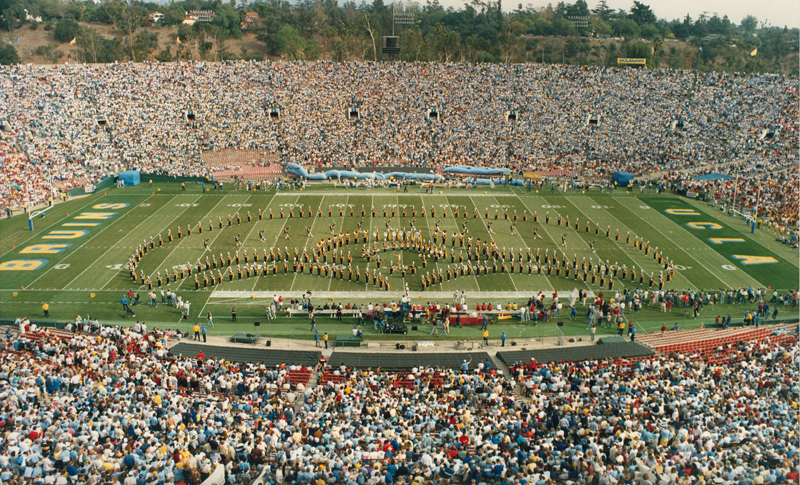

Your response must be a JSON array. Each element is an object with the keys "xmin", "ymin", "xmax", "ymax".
[
  {"xmin": 1, "ymin": 62, "xmax": 796, "ymax": 222},
  {"xmin": 0, "ymin": 318, "xmax": 798, "ymax": 485}
]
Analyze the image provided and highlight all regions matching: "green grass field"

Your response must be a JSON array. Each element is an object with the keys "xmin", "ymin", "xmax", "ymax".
[{"xmin": 1, "ymin": 181, "xmax": 796, "ymax": 338}]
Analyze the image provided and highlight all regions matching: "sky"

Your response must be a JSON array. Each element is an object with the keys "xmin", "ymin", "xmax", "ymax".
[{"xmin": 432, "ymin": 0, "xmax": 800, "ymax": 29}]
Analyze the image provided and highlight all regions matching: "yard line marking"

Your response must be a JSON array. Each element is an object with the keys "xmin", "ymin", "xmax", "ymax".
[
  {"xmin": 247, "ymin": 193, "xmax": 280, "ymax": 293},
  {"xmin": 210, "ymin": 290, "xmax": 560, "ymax": 299},
  {"xmin": 689, "ymin": 200, "xmax": 799, "ymax": 269},
  {"xmin": 612, "ymin": 197, "xmax": 732, "ymax": 288},
  {"xmin": 96, "ymin": 195, "xmax": 205, "ymax": 291},
  {"xmin": 326, "ymin": 195, "xmax": 350, "ymax": 292},
  {"xmin": 272, "ymin": 191, "xmax": 513, "ymax": 197},
  {"xmin": 514, "ymin": 196, "xmax": 596, "ymax": 291},
  {"xmin": 24, "ymin": 195, "xmax": 157, "ymax": 290},
  {"xmin": 365, "ymin": 196, "xmax": 374, "ymax": 292},
  {"xmin": 0, "ymin": 194, "xmax": 110, "ymax": 255},
  {"xmin": 291, "ymin": 195, "xmax": 331, "ymax": 292},
  {"xmin": 393, "ymin": 194, "xmax": 407, "ymax": 293},
  {"xmin": 194, "ymin": 195, "xmax": 252, "ymax": 318},
  {"xmin": 559, "ymin": 196, "xmax": 662, "ymax": 287},
  {"xmin": 582, "ymin": 196, "xmax": 696, "ymax": 289},
  {"xmin": 468, "ymin": 195, "xmax": 518, "ymax": 292},
  {"xmin": 494, "ymin": 194, "xmax": 555, "ymax": 294},
  {"xmin": 448, "ymin": 196, "xmax": 485, "ymax": 291},
  {"xmin": 167, "ymin": 194, "xmax": 247, "ymax": 295},
  {"xmin": 420, "ymin": 196, "xmax": 446, "ymax": 291}
]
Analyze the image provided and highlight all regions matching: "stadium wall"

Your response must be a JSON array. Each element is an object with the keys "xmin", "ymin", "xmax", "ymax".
[
  {"xmin": 139, "ymin": 173, "xmax": 209, "ymax": 184},
  {"xmin": 65, "ymin": 176, "xmax": 115, "ymax": 197}
]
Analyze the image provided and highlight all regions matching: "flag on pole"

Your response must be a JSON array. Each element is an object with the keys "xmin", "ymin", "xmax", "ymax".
[
  {"xmin": 750, "ymin": 48, "xmax": 757, "ymax": 56},
  {"xmin": 70, "ymin": 37, "xmax": 76, "ymax": 45}
]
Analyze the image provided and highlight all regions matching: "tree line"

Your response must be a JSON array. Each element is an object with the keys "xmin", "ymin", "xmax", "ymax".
[{"xmin": 1, "ymin": 0, "xmax": 797, "ymax": 74}]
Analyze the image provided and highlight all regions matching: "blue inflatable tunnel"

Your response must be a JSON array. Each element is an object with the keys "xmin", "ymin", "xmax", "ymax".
[
  {"xmin": 119, "ymin": 170, "xmax": 141, "ymax": 187},
  {"xmin": 612, "ymin": 171, "xmax": 634, "ymax": 187}
]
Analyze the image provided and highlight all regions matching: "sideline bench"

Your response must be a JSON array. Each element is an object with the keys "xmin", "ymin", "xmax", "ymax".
[{"xmin": 335, "ymin": 335, "xmax": 361, "ymax": 347}]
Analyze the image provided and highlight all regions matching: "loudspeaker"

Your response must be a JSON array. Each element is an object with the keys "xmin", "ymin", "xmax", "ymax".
[
  {"xmin": 265, "ymin": 340, "xmax": 271, "ymax": 347},
  {"xmin": 412, "ymin": 325, "xmax": 418, "ymax": 331},
  {"xmin": 557, "ymin": 321, "xmax": 564, "ymax": 327},
  {"xmin": 399, "ymin": 344, "xmax": 406, "ymax": 350},
  {"xmin": 382, "ymin": 35, "xmax": 400, "ymax": 54},
  {"xmin": 187, "ymin": 112, "xmax": 195, "ymax": 121},
  {"xmin": 396, "ymin": 343, "xmax": 401, "ymax": 349},
  {"xmin": 254, "ymin": 321, "xmax": 261, "ymax": 327},
  {"xmin": 412, "ymin": 345, "xmax": 417, "ymax": 352}
]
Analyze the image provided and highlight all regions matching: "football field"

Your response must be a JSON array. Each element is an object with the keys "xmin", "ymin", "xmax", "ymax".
[{"xmin": 1, "ymin": 182, "xmax": 796, "ymax": 329}]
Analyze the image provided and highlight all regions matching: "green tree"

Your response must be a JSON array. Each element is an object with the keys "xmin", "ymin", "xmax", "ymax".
[
  {"xmin": 78, "ymin": 28, "xmax": 123, "ymax": 63},
  {"xmin": 276, "ymin": 25, "xmax": 304, "ymax": 59},
  {"xmin": 590, "ymin": 18, "xmax": 612, "ymax": 37},
  {"xmin": 613, "ymin": 18, "xmax": 640, "ymax": 39},
  {"xmin": 564, "ymin": 38, "xmax": 579, "ymax": 57},
  {"xmin": 592, "ymin": 0, "xmax": 613, "ymax": 21},
  {"xmin": 54, "ymin": 18, "xmax": 80, "ymax": 43},
  {"xmin": 639, "ymin": 23, "xmax": 659, "ymax": 39},
  {"xmin": 0, "ymin": 43, "xmax": 19, "ymax": 64},
  {"xmin": 156, "ymin": 45, "xmax": 172, "ymax": 62},
  {"xmin": 629, "ymin": 1, "xmax": 656, "ymax": 25},
  {"xmin": 163, "ymin": 5, "xmax": 186, "ymax": 26},
  {"xmin": 131, "ymin": 29, "xmax": 158, "ymax": 61},
  {"xmin": 34, "ymin": 44, "xmax": 63, "ymax": 63},
  {"xmin": 740, "ymin": 15, "xmax": 757, "ymax": 33}
]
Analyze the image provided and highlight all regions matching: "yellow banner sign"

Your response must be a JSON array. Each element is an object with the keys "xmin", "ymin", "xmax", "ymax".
[{"xmin": 617, "ymin": 58, "xmax": 647, "ymax": 65}]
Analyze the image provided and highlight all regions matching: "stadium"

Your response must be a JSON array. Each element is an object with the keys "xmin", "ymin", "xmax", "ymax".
[{"xmin": 0, "ymin": 60, "xmax": 798, "ymax": 485}]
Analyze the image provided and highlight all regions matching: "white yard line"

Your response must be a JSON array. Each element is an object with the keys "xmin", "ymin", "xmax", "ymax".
[
  {"xmin": 420, "ymin": 197, "xmax": 445, "ymax": 291},
  {"xmin": 325, "ymin": 195, "xmax": 350, "ymax": 292},
  {"xmin": 445, "ymin": 197, "xmax": 483, "ymax": 291},
  {"xmin": 561, "ymin": 196, "xmax": 658, "ymax": 287},
  {"xmin": 246, "ymin": 195, "xmax": 300, "ymax": 294},
  {"xmin": 364, "ymin": 196, "xmax": 374, "ymax": 291},
  {"xmin": 195, "ymin": 195, "xmax": 252, "ymax": 317},
  {"xmin": 25, "ymin": 195, "xmax": 158, "ymax": 290},
  {"xmin": 514, "ymin": 196, "xmax": 596, "ymax": 291},
  {"xmin": 96, "ymin": 195, "xmax": 207, "ymax": 291},
  {"xmin": 0, "ymin": 195, "xmax": 107, "ymax": 253},
  {"xmin": 613, "ymin": 197, "xmax": 755, "ymax": 288},
  {"xmin": 247, "ymin": 193, "xmax": 280, "ymax": 292},
  {"xmin": 493, "ymin": 194, "xmax": 555, "ymax": 294},
  {"xmin": 468, "ymin": 195, "xmax": 518, "ymax": 292},
  {"xmin": 210, "ymin": 290, "xmax": 546, "ymax": 299},
  {"xmin": 159, "ymin": 194, "xmax": 235, "ymax": 295},
  {"xmin": 581, "ymin": 196, "xmax": 694, "ymax": 289},
  {"xmin": 273, "ymin": 192, "xmax": 510, "ymax": 197},
  {"xmin": 288, "ymin": 195, "xmax": 330, "ymax": 292}
]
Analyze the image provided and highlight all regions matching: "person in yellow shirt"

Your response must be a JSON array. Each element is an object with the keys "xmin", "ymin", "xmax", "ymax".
[
  {"xmin": 193, "ymin": 323, "xmax": 201, "ymax": 340},
  {"xmin": 42, "ymin": 303, "xmax": 49, "ymax": 318},
  {"xmin": 323, "ymin": 332, "xmax": 329, "ymax": 349},
  {"xmin": 483, "ymin": 329, "xmax": 489, "ymax": 346}
]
